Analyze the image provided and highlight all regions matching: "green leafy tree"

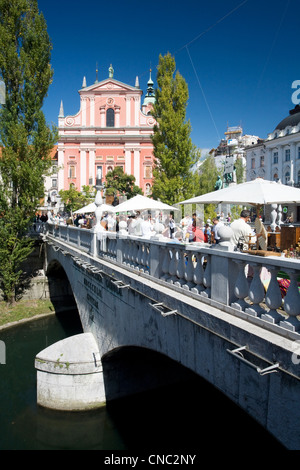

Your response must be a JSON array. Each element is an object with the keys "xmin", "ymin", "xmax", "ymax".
[
  {"xmin": 59, "ymin": 184, "xmax": 94, "ymax": 214},
  {"xmin": 104, "ymin": 166, "xmax": 142, "ymax": 199},
  {"xmin": 196, "ymin": 154, "xmax": 222, "ymax": 221},
  {"xmin": 151, "ymin": 53, "xmax": 199, "ymax": 205},
  {"xmin": 0, "ymin": 0, "xmax": 57, "ymax": 304}
]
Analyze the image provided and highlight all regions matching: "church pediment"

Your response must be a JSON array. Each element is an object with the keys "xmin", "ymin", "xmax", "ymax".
[{"xmin": 80, "ymin": 79, "xmax": 140, "ymax": 94}]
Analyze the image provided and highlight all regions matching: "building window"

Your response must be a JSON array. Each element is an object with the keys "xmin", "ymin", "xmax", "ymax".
[
  {"xmin": 68, "ymin": 165, "xmax": 76, "ymax": 178},
  {"xmin": 260, "ymin": 156, "xmax": 264, "ymax": 167},
  {"xmin": 144, "ymin": 165, "xmax": 152, "ymax": 179},
  {"xmin": 284, "ymin": 171, "xmax": 290, "ymax": 184},
  {"xmin": 273, "ymin": 173, "xmax": 279, "ymax": 182},
  {"xmin": 298, "ymin": 170, "xmax": 300, "ymax": 184},
  {"xmin": 52, "ymin": 178, "xmax": 57, "ymax": 188},
  {"xmin": 106, "ymin": 108, "xmax": 115, "ymax": 127},
  {"xmin": 285, "ymin": 149, "xmax": 290, "ymax": 161},
  {"xmin": 273, "ymin": 151, "xmax": 278, "ymax": 164},
  {"xmin": 298, "ymin": 147, "xmax": 300, "ymax": 159},
  {"xmin": 251, "ymin": 158, "xmax": 255, "ymax": 169}
]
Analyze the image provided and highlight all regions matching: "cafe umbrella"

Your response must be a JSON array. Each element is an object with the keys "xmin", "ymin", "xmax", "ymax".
[
  {"xmin": 179, "ymin": 178, "xmax": 300, "ymax": 206},
  {"xmin": 113, "ymin": 194, "xmax": 179, "ymax": 213},
  {"xmin": 74, "ymin": 202, "xmax": 117, "ymax": 214}
]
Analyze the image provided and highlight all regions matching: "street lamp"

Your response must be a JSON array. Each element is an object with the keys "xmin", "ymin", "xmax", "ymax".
[{"xmin": 94, "ymin": 168, "xmax": 104, "ymax": 232}]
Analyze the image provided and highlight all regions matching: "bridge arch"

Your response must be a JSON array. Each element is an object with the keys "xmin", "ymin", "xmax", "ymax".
[
  {"xmin": 102, "ymin": 345, "xmax": 283, "ymax": 449},
  {"xmin": 101, "ymin": 345, "xmax": 195, "ymax": 402},
  {"xmin": 46, "ymin": 259, "xmax": 78, "ymax": 315}
]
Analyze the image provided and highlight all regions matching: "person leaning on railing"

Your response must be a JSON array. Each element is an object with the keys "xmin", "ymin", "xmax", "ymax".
[{"xmin": 230, "ymin": 210, "xmax": 253, "ymax": 250}]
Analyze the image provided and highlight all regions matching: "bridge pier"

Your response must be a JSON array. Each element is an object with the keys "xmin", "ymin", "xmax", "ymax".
[{"xmin": 35, "ymin": 333, "xmax": 106, "ymax": 411}]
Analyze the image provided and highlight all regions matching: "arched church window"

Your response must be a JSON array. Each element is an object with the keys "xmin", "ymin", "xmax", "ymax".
[{"xmin": 106, "ymin": 108, "xmax": 115, "ymax": 127}]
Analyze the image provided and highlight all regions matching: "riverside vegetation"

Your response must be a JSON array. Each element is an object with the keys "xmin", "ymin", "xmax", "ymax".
[{"xmin": 0, "ymin": 298, "xmax": 55, "ymax": 328}]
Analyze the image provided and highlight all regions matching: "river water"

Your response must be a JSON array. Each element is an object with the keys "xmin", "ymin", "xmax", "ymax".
[{"xmin": 0, "ymin": 310, "xmax": 284, "ymax": 451}]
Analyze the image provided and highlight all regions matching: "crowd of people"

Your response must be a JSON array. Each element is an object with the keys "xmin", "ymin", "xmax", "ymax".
[{"xmin": 33, "ymin": 207, "xmax": 259, "ymax": 250}]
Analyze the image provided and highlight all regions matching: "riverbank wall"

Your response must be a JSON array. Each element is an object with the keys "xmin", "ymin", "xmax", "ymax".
[{"xmin": 0, "ymin": 241, "xmax": 75, "ymax": 308}]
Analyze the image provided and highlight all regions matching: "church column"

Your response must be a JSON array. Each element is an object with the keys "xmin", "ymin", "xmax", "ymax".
[
  {"xmin": 115, "ymin": 106, "xmax": 120, "ymax": 127},
  {"xmin": 57, "ymin": 147, "xmax": 65, "ymax": 191},
  {"xmin": 125, "ymin": 148, "xmax": 131, "ymax": 174},
  {"xmin": 134, "ymin": 97, "xmax": 139, "ymax": 126},
  {"xmin": 100, "ymin": 106, "xmax": 105, "ymax": 127},
  {"xmin": 89, "ymin": 149, "xmax": 95, "ymax": 185},
  {"xmin": 80, "ymin": 149, "xmax": 87, "ymax": 190},
  {"xmin": 90, "ymin": 97, "xmax": 95, "ymax": 127},
  {"xmin": 81, "ymin": 97, "xmax": 87, "ymax": 127},
  {"xmin": 126, "ymin": 97, "xmax": 131, "ymax": 126},
  {"xmin": 133, "ymin": 148, "xmax": 140, "ymax": 186}
]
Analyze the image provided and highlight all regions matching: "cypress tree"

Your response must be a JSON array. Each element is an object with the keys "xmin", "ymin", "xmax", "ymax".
[
  {"xmin": 0, "ymin": 0, "xmax": 57, "ymax": 303},
  {"xmin": 151, "ymin": 53, "xmax": 198, "ymax": 205}
]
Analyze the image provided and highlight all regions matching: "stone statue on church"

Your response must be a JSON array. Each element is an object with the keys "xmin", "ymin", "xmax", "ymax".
[{"xmin": 109, "ymin": 64, "xmax": 114, "ymax": 78}]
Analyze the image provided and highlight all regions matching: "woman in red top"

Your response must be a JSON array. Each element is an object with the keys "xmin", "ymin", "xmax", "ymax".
[{"xmin": 192, "ymin": 218, "xmax": 205, "ymax": 242}]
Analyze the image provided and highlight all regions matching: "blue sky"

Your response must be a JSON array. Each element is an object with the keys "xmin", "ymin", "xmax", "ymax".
[{"xmin": 39, "ymin": 0, "xmax": 300, "ymax": 153}]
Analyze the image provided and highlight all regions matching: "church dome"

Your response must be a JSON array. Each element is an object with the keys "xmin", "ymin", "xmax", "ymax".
[{"xmin": 274, "ymin": 105, "xmax": 300, "ymax": 130}]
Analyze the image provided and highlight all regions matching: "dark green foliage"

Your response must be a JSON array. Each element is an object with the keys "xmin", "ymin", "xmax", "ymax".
[
  {"xmin": 0, "ymin": 0, "xmax": 57, "ymax": 303},
  {"xmin": 151, "ymin": 53, "xmax": 199, "ymax": 205},
  {"xmin": 105, "ymin": 166, "xmax": 143, "ymax": 199}
]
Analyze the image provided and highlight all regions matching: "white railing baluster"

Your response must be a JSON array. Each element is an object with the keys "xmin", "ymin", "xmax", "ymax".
[
  {"xmin": 161, "ymin": 247, "xmax": 171, "ymax": 281},
  {"xmin": 262, "ymin": 266, "xmax": 284, "ymax": 324},
  {"xmin": 231, "ymin": 259, "xmax": 249, "ymax": 311},
  {"xmin": 192, "ymin": 252, "xmax": 205, "ymax": 294},
  {"xmin": 245, "ymin": 264, "xmax": 266, "ymax": 317},
  {"xmin": 280, "ymin": 269, "xmax": 300, "ymax": 332}
]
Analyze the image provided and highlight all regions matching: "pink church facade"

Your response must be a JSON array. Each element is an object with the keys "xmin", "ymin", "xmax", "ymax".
[{"xmin": 57, "ymin": 66, "xmax": 156, "ymax": 196}]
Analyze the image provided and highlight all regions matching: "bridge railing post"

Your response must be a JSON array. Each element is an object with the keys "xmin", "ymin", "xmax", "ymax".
[
  {"xmin": 210, "ymin": 249, "xmax": 238, "ymax": 305},
  {"xmin": 148, "ymin": 240, "xmax": 163, "ymax": 278}
]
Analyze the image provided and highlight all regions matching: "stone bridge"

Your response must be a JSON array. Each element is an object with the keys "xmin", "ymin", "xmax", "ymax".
[{"xmin": 35, "ymin": 223, "xmax": 300, "ymax": 449}]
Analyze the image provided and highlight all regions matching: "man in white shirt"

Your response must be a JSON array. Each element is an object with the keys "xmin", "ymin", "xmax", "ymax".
[
  {"xmin": 212, "ymin": 216, "xmax": 224, "ymax": 244},
  {"xmin": 230, "ymin": 210, "xmax": 253, "ymax": 249}
]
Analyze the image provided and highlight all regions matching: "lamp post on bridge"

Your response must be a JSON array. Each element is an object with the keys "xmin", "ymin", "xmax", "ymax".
[{"xmin": 94, "ymin": 168, "xmax": 105, "ymax": 233}]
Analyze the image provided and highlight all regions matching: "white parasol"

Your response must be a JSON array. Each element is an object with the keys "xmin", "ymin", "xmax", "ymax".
[
  {"xmin": 74, "ymin": 202, "xmax": 116, "ymax": 214},
  {"xmin": 114, "ymin": 194, "xmax": 179, "ymax": 212},
  {"xmin": 179, "ymin": 178, "xmax": 300, "ymax": 206}
]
